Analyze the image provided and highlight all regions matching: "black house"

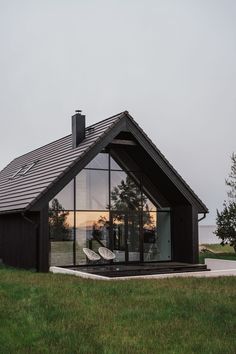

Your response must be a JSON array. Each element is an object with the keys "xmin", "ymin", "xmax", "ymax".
[{"xmin": 0, "ymin": 111, "xmax": 208, "ymax": 272}]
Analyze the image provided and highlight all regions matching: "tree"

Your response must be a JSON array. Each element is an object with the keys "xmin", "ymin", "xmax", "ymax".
[
  {"xmin": 110, "ymin": 176, "xmax": 142, "ymax": 211},
  {"xmin": 226, "ymin": 152, "xmax": 236, "ymax": 200},
  {"xmin": 91, "ymin": 215, "xmax": 109, "ymax": 241},
  {"xmin": 110, "ymin": 176, "xmax": 155, "ymax": 242},
  {"xmin": 48, "ymin": 198, "xmax": 71, "ymax": 241},
  {"xmin": 110, "ymin": 175, "xmax": 153, "ymax": 214},
  {"xmin": 215, "ymin": 153, "xmax": 236, "ymax": 252}
]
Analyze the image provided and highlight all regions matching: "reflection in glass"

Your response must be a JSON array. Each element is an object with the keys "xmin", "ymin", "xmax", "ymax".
[
  {"xmin": 143, "ymin": 211, "xmax": 171, "ymax": 261},
  {"xmin": 112, "ymin": 213, "xmax": 126, "ymax": 262},
  {"xmin": 158, "ymin": 212, "xmax": 171, "ymax": 261},
  {"xmin": 49, "ymin": 180, "xmax": 74, "ymax": 210},
  {"xmin": 86, "ymin": 153, "xmax": 108, "ymax": 169},
  {"xmin": 143, "ymin": 191, "xmax": 157, "ymax": 212},
  {"xmin": 110, "ymin": 171, "xmax": 141, "ymax": 211},
  {"xmin": 110, "ymin": 156, "xmax": 122, "ymax": 170},
  {"xmin": 127, "ymin": 212, "xmax": 140, "ymax": 261},
  {"xmin": 49, "ymin": 202, "xmax": 74, "ymax": 266},
  {"xmin": 76, "ymin": 169, "xmax": 109, "ymax": 210},
  {"xmin": 112, "ymin": 212, "xmax": 140, "ymax": 262},
  {"xmin": 75, "ymin": 212, "xmax": 109, "ymax": 265},
  {"xmin": 48, "ymin": 150, "xmax": 171, "ymax": 266},
  {"xmin": 143, "ymin": 212, "xmax": 159, "ymax": 261}
]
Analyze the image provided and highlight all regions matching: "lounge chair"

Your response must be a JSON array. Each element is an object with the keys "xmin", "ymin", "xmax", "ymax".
[
  {"xmin": 82, "ymin": 248, "xmax": 101, "ymax": 262},
  {"xmin": 98, "ymin": 247, "xmax": 116, "ymax": 261}
]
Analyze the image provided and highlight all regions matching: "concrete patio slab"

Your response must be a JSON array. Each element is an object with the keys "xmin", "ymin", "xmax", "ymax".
[
  {"xmin": 50, "ymin": 266, "xmax": 236, "ymax": 281},
  {"xmin": 204, "ymin": 258, "xmax": 236, "ymax": 270}
]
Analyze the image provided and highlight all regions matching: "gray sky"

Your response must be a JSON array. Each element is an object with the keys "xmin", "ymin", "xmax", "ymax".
[{"xmin": 0, "ymin": 0, "xmax": 235, "ymax": 224}]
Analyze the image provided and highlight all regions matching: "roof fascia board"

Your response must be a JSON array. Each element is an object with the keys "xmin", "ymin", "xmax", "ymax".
[
  {"xmin": 28, "ymin": 117, "xmax": 128, "ymax": 211},
  {"xmin": 125, "ymin": 116, "xmax": 208, "ymax": 213},
  {"xmin": 0, "ymin": 209, "xmax": 24, "ymax": 215}
]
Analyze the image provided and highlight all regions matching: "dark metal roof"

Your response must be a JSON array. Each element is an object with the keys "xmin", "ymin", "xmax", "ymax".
[
  {"xmin": 0, "ymin": 111, "xmax": 208, "ymax": 214},
  {"xmin": 0, "ymin": 112, "xmax": 124, "ymax": 213}
]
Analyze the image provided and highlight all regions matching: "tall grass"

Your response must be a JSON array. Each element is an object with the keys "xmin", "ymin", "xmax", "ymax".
[{"xmin": 0, "ymin": 266, "xmax": 235, "ymax": 353}]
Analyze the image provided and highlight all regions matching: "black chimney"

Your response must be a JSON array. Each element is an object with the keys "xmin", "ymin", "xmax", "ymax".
[{"xmin": 72, "ymin": 110, "xmax": 86, "ymax": 148}]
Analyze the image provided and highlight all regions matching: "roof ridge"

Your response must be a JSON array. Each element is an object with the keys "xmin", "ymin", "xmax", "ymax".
[
  {"xmin": 88, "ymin": 111, "xmax": 127, "ymax": 128},
  {"xmin": 125, "ymin": 115, "xmax": 208, "ymax": 212},
  {"xmin": 0, "ymin": 158, "xmax": 17, "ymax": 176},
  {"xmin": 24, "ymin": 113, "xmax": 126, "ymax": 211},
  {"xmin": 11, "ymin": 112, "xmax": 126, "ymax": 163}
]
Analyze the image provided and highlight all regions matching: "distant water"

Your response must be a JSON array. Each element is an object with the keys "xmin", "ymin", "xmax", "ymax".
[{"xmin": 199, "ymin": 225, "xmax": 220, "ymax": 244}]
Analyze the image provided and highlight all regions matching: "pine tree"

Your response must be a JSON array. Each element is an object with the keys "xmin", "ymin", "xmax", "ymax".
[
  {"xmin": 110, "ymin": 175, "xmax": 154, "ymax": 227},
  {"xmin": 49, "ymin": 198, "xmax": 71, "ymax": 241}
]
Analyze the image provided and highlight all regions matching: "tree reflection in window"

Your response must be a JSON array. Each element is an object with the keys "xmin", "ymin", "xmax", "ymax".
[
  {"xmin": 49, "ymin": 198, "xmax": 72, "ymax": 241},
  {"xmin": 110, "ymin": 175, "xmax": 156, "ymax": 247},
  {"xmin": 111, "ymin": 176, "xmax": 142, "ymax": 211},
  {"xmin": 91, "ymin": 215, "xmax": 109, "ymax": 242},
  {"xmin": 110, "ymin": 175, "xmax": 155, "ymax": 212}
]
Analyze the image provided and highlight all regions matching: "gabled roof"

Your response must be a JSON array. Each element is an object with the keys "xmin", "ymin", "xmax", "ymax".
[
  {"xmin": 0, "ymin": 112, "xmax": 124, "ymax": 213},
  {"xmin": 0, "ymin": 111, "xmax": 208, "ymax": 214}
]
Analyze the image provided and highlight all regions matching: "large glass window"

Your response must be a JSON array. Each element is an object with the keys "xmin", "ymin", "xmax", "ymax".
[
  {"xmin": 76, "ymin": 169, "xmax": 109, "ymax": 210},
  {"xmin": 143, "ymin": 211, "xmax": 171, "ymax": 261},
  {"xmin": 49, "ymin": 180, "xmax": 74, "ymax": 210},
  {"xmin": 75, "ymin": 212, "xmax": 109, "ymax": 265},
  {"xmin": 49, "ymin": 210, "xmax": 74, "ymax": 266},
  {"xmin": 143, "ymin": 212, "xmax": 159, "ymax": 261},
  {"xmin": 143, "ymin": 191, "xmax": 157, "ymax": 212},
  {"xmin": 110, "ymin": 156, "xmax": 122, "ymax": 170},
  {"xmin": 158, "ymin": 211, "xmax": 171, "ymax": 261},
  {"xmin": 86, "ymin": 153, "xmax": 108, "ymax": 169},
  {"xmin": 48, "ymin": 151, "xmax": 171, "ymax": 266},
  {"xmin": 110, "ymin": 171, "xmax": 141, "ymax": 211},
  {"xmin": 127, "ymin": 212, "xmax": 140, "ymax": 261},
  {"xmin": 112, "ymin": 212, "xmax": 126, "ymax": 262}
]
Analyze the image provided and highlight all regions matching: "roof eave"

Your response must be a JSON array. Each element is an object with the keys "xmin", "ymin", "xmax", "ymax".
[
  {"xmin": 123, "ymin": 112, "xmax": 208, "ymax": 213},
  {"xmin": 3, "ymin": 111, "xmax": 208, "ymax": 215}
]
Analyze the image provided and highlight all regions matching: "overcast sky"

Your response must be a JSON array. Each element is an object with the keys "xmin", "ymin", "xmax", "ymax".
[{"xmin": 0, "ymin": 0, "xmax": 235, "ymax": 224}]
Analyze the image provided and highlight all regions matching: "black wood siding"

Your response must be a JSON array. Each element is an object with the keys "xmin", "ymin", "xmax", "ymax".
[
  {"xmin": 172, "ymin": 205, "xmax": 199, "ymax": 263},
  {"xmin": 0, "ymin": 212, "xmax": 39, "ymax": 269}
]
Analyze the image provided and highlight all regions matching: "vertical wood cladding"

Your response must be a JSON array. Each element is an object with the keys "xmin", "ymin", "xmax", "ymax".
[
  {"xmin": 38, "ymin": 206, "xmax": 49, "ymax": 272},
  {"xmin": 172, "ymin": 205, "xmax": 199, "ymax": 264},
  {"xmin": 0, "ymin": 212, "xmax": 39, "ymax": 270}
]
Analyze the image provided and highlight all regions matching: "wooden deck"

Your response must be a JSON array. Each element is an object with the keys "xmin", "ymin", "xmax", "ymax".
[{"xmin": 69, "ymin": 262, "xmax": 208, "ymax": 278}]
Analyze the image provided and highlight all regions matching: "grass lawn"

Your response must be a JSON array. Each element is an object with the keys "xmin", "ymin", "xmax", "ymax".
[
  {"xmin": 199, "ymin": 244, "xmax": 236, "ymax": 264},
  {"xmin": 0, "ymin": 266, "xmax": 236, "ymax": 354}
]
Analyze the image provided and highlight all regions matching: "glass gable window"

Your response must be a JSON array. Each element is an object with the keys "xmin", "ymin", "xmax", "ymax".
[
  {"xmin": 86, "ymin": 153, "xmax": 109, "ymax": 169},
  {"xmin": 49, "ymin": 180, "xmax": 74, "ymax": 210},
  {"xmin": 76, "ymin": 169, "xmax": 109, "ymax": 210},
  {"xmin": 49, "ymin": 151, "xmax": 171, "ymax": 266},
  {"xmin": 143, "ymin": 192, "xmax": 157, "ymax": 212},
  {"xmin": 110, "ymin": 156, "xmax": 122, "ymax": 170},
  {"xmin": 110, "ymin": 171, "xmax": 141, "ymax": 211}
]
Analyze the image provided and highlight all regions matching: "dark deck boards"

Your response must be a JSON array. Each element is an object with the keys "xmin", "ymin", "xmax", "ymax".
[{"xmin": 68, "ymin": 262, "xmax": 208, "ymax": 278}]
